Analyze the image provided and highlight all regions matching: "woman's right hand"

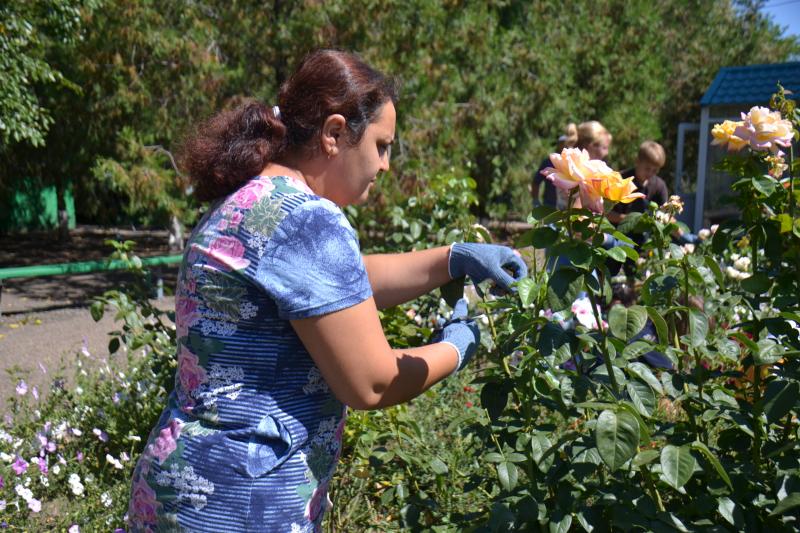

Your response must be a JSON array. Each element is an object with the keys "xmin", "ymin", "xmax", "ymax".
[{"xmin": 434, "ymin": 298, "xmax": 480, "ymax": 373}]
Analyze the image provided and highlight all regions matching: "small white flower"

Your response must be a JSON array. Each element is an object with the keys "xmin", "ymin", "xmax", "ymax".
[
  {"xmin": 40, "ymin": 475, "xmax": 49, "ymax": 487},
  {"xmin": 733, "ymin": 256, "xmax": 751, "ymax": 271},
  {"xmin": 106, "ymin": 454, "xmax": 124, "ymax": 470},
  {"xmin": 0, "ymin": 500, "xmax": 5, "ymax": 511},
  {"xmin": 0, "ymin": 452, "xmax": 13, "ymax": 463},
  {"xmin": 682, "ymin": 243, "xmax": 695, "ymax": 254},
  {"xmin": 52, "ymin": 464, "xmax": 61, "ymax": 475},
  {"xmin": 68, "ymin": 473, "xmax": 85, "ymax": 496},
  {"xmin": 75, "ymin": 386, "xmax": 83, "ymax": 395},
  {"xmin": 101, "ymin": 492, "xmax": 113, "ymax": 508},
  {"xmin": 698, "ymin": 228, "xmax": 711, "ymax": 240},
  {"xmin": 710, "ymin": 224, "xmax": 719, "ymax": 234},
  {"xmin": 69, "ymin": 525, "xmax": 80, "ymax": 533}
]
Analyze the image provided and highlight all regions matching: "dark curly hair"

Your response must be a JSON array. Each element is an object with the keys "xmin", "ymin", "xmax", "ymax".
[{"xmin": 180, "ymin": 49, "xmax": 398, "ymax": 202}]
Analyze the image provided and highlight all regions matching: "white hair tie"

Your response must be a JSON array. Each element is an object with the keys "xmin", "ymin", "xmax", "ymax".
[{"xmin": 272, "ymin": 105, "xmax": 281, "ymax": 120}]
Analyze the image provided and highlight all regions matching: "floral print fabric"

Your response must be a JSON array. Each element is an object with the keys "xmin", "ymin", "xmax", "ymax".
[{"xmin": 128, "ymin": 176, "xmax": 372, "ymax": 532}]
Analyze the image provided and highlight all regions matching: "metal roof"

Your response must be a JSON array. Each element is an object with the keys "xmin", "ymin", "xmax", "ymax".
[{"xmin": 700, "ymin": 61, "xmax": 800, "ymax": 106}]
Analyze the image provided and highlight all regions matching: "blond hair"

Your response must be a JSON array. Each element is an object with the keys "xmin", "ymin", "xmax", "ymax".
[
  {"xmin": 557, "ymin": 123, "xmax": 578, "ymax": 151},
  {"xmin": 576, "ymin": 120, "xmax": 611, "ymax": 150},
  {"xmin": 637, "ymin": 140, "xmax": 666, "ymax": 168}
]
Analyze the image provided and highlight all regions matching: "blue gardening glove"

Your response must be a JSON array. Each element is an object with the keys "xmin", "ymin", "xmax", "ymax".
[
  {"xmin": 432, "ymin": 298, "xmax": 480, "ymax": 374},
  {"xmin": 448, "ymin": 243, "xmax": 528, "ymax": 294},
  {"xmin": 676, "ymin": 232, "xmax": 700, "ymax": 245}
]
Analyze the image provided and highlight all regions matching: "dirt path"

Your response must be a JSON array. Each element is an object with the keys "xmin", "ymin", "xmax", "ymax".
[{"xmin": 0, "ymin": 226, "xmax": 178, "ymax": 403}]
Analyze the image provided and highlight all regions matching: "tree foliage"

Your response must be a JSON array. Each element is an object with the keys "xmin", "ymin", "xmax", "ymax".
[{"xmin": 1, "ymin": 0, "xmax": 798, "ymax": 225}]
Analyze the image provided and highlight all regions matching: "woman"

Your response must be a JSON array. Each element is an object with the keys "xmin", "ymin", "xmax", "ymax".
[{"xmin": 128, "ymin": 49, "xmax": 527, "ymax": 532}]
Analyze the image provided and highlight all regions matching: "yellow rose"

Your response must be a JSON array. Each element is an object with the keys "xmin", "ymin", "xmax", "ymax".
[
  {"xmin": 711, "ymin": 120, "xmax": 747, "ymax": 151},
  {"xmin": 597, "ymin": 172, "xmax": 645, "ymax": 204}
]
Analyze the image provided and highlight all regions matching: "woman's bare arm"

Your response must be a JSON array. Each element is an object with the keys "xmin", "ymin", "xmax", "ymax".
[
  {"xmin": 291, "ymin": 296, "xmax": 458, "ymax": 410},
  {"xmin": 362, "ymin": 246, "xmax": 452, "ymax": 309}
]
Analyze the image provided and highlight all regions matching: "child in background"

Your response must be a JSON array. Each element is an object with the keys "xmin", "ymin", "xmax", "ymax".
[{"xmin": 608, "ymin": 140, "xmax": 669, "ymax": 226}]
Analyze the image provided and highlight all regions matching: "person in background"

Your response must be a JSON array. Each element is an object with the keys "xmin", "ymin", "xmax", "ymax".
[
  {"xmin": 532, "ymin": 123, "xmax": 578, "ymax": 208},
  {"xmin": 608, "ymin": 140, "xmax": 669, "ymax": 226}
]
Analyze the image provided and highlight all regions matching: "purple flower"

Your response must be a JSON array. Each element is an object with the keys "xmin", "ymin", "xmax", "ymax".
[
  {"xmin": 76, "ymin": 451, "xmax": 84, "ymax": 463},
  {"xmin": 92, "ymin": 428, "xmax": 109, "ymax": 442},
  {"xmin": 12, "ymin": 457, "xmax": 28, "ymax": 476},
  {"xmin": 32, "ymin": 386, "xmax": 39, "ymax": 400},
  {"xmin": 0, "ymin": 474, "xmax": 4, "ymax": 488},
  {"xmin": 36, "ymin": 458, "xmax": 48, "ymax": 475},
  {"xmin": 15, "ymin": 380, "xmax": 27, "ymax": 396}
]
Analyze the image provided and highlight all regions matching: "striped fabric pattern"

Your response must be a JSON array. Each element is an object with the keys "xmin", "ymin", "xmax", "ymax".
[{"xmin": 128, "ymin": 176, "xmax": 372, "ymax": 532}]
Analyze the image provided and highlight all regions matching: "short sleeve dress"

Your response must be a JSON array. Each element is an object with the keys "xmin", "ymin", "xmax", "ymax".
[{"xmin": 127, "ymin": 175, "xmax": 372, "ymax": 532}]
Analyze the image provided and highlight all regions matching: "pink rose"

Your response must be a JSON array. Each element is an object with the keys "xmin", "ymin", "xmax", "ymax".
[
  {"xmin": 129, "ymin": 474, "xmax": 160, "ymax": 525},
  {"xmin": 178, "ymin": 346, "xmax": 207, "ymax": 392},
  {"xmin": 175, "ymin": 296, "xmax": 200, "ymax": 331},
  {"xmin": 206, "ymin": 236, "xmax": 250, "ymax": 271},
  {"xmin": 229, "ymin": 211, "xmax": 244, "ymax": 229},
  {"xmin": 148, "ymin": 419, "xmax": 182, "ymax": 464},
  {"xmin": 217, "ymin": 218, "xmax": 229, "ymax": 231},
  {"xmin": 231, "ymin": 179, "xmax": 275, "ymax": 208}
]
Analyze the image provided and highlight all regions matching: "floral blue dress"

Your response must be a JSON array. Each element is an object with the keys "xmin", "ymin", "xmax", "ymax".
[{"xmin": 128, "ymin": 176, "xmax": 372, "ymax": 532}]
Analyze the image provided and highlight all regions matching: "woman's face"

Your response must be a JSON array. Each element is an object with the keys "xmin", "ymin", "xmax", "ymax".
[{"xmin": 329, "ymin": 101, "xmax": 396, "ymax": 206}]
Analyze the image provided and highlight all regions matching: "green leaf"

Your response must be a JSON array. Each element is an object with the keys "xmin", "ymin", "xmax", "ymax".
[
  {"xmin": 517, "ymin": 278, "xmax": 537, "ymax": 307},
  {"xmin": 627, "ymin": 380, "xmax": 656, "ymax": 417},
  {"xmin": 90, "ymin": 300, "xmax": 105, "ymax": 322},
  {"xmin": 754, "ymin": 338, "xmax": 783, "ymax": 365},
  {"xmin": 605, "ymin": 246, "xmax": 628, "ymax": 263},
  {"xmin": 529, "ymin": 226, "xmax": 559, "ymax": 248},
  {"xmin": 429, "ymin": 457, "xmax": 448, "ymax": 475},
  {"xmin": 660, "ymin": 445, "xmax": 697, "ymax": 490},
  {"xmin": 547, "ymin": 267, "xmax": 584, "ymax": 312},
  {"xmin": 481, "ymin": 382, "xmax": 509, "ymax": 421},
  {"xmin": 497, "ymin": 461, "xmax": 518, "ymax": 491},
  {"xmin": 762, "ymin": 380, "xmax": 800, "ymax": 423},
  {"xmin": 549, "ymin": 513, "xmax": 572, "ymax": 533},
  {"xmin": 484, "ymin": 452, "xmax": 504, "ymax": 464},
  {"xmin": 531, "ymin": 433, "xmax": 554, "ymax": 473},
  {"xmin": 688, "ymin": 308, "xmax": 708, "ymax": 348},
  {"xmin": 740, "ymin": 272, "xmax": 772, "ymax": 294},
  {"xmin": 609, "ymin": 305, "xmax": 648, "ymax": 341},
  {"xmin": 770, "ymin": 493, "xmax": 800, "ymax": 517},
  {"xmin": 633, "ymin": 449, "xmax": 660, "ymax": 468},
  {"xmin": 717, "ymin": 497, "xmax": 741, "ymax": 526},
  {"xmin": 703, "ymin": 256, "xmax": 724, "ymax": 286},
  {"xmin": 645, "ymin": 306, "xmax": 669, "ymax": 345},
  {"xmin": 691, "ymin": 441, "xmax": 733, "ymax": 490},
  {"xmin": 622, "ymin": 341, "xmax": 655, "ymax": 361},
  {"xmin": 752, "ymin": 174, "xmax": 779, "ymax": 196},
  {"xmin": 108, "ymin": 337, "xmax": 120, "ymax": 354},
  {"xmin": 596, "ymin": 410, "xmax": 640, "ymax": 471},
  {"xmin": 627, "ymin": 362, "xmax": 664, "ymax": 394}
]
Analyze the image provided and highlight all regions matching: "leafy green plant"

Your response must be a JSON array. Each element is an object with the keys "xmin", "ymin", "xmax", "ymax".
[{"xmin": 467, "ymin": 94, "xmax": 800, "ymax": 531}]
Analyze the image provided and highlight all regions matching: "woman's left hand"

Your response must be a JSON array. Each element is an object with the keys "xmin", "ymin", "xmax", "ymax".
[{"xmin": 448, "ymin": 243, "xmax": 528, "ymax": 293}]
